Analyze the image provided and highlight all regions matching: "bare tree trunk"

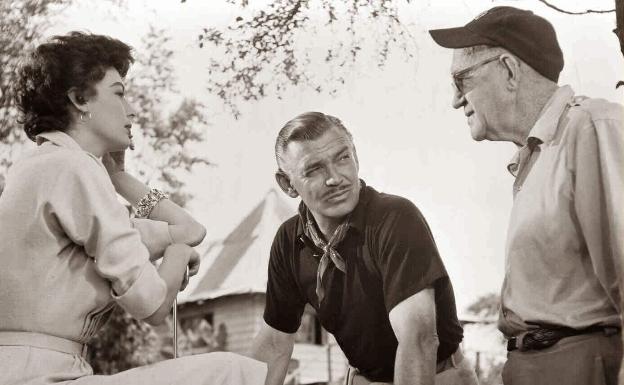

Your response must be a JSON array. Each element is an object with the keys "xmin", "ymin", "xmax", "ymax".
[
  {"xmin": 615, "ymin": 0, "xmax": 624, "ymax": 56},
  {"xmin": 615, "ymin": 0, "xmax": 624, "ymax": 87}
]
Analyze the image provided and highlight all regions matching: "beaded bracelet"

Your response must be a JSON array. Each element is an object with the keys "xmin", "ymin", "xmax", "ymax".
[{"xmin": 135, "ymin": 188, "xmax": 168, "ymax": 218}]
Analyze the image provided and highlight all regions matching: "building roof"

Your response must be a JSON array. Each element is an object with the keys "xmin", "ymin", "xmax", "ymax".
[{"xmin": 179, "ymin": 189, "xmax": 296, "ymax": 304}]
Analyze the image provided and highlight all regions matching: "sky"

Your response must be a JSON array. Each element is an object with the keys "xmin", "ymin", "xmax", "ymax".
[{"xmin": 49, "ymin": 0, "xmax": 623, "ymax": 312}]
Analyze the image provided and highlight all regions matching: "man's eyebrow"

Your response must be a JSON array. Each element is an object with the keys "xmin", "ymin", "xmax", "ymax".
[
  {"xmin": 110, "ymin": 81, "xmax": 125, "ymax": 91},
  {"xmin": 303, "ymin": 160, "xmax": 322, "ymax": 172},
  {"xmin": 335, "ymin": 145, "xmax": 350, "ymax": 156}
]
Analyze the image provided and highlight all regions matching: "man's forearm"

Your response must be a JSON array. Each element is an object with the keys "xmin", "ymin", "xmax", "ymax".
[
  {"xmin": 248, "ymin": 325, "xmax": 295, "ymax": 385},
  {"xmin": 250, "ymin": 347, "xmax": 292, "ymax": 385},
  {"xmin": 394, "ymin": 336, "xmax": 439, "ymax": 385}
]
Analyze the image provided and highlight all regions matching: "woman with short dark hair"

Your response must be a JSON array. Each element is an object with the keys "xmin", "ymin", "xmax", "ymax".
[{"xmin": 0, "ymin": 32, "xmax": 266, "ymax": 384}]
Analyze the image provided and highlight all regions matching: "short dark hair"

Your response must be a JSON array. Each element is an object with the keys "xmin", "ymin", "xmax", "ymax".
[
  {"xmin": 275, "ymin": 111, "xmax": 354, "ymax": 171},
  {"xmin": 14, "ymin": 32, "xmax": 134, "ymax": 141}
]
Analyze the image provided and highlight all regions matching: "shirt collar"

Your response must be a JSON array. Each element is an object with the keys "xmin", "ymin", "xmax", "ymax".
[
  {"xmin": 296, "ymin": 179, "xmax": 370, "ymax": 243},
  {"xmin": 507, "ymin": 85, "xmax": 575, "ymax": 175},
  {"xmin": 35, "ymin": 130, "xmax": 103, "ymax": 164},
  {"xmin": 36, "ymin": 130, "xmax": 84, "ymax": 151},
  {"xmin": 527, "ymin": 85, "xmax": 575, "ymax": 145}
]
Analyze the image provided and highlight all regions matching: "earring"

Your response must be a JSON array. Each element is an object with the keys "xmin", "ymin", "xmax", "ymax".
[{"xmin": 79, "ymin": 111, "xmax": 92, "ymax": 122}]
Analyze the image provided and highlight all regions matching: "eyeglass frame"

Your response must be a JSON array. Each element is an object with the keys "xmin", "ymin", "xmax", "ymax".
[{"xmin": 452, "ymin": 54, "xmax": 504, "ymax": 95}]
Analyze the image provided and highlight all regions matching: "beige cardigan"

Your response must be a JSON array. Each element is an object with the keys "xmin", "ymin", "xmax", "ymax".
[{"xmin": 0, "ymin": 131, "xmax": 170, "ymax": 344}]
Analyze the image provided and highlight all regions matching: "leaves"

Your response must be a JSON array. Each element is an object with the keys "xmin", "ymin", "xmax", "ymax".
[
  {"xmin": 0, "ymin": 0, "xmax": 72, "ymax": 173},
  {"xmin": 197, "ymin": 0, "xmax": 415, "ymax": 118},
  {"xmin": 467, "ymin": 293, "xmax": 500, "ymax": 318},
  {"xmin": 119, "ymin": 25, "xmax": 212, "ymax": 207},
  {"xmin": 88, "ymin": 306, "xmax": 162, "ymax": 374}
]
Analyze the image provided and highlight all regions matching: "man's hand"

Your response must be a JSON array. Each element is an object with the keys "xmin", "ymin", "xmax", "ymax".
[{"xmin": 389, "ymin": 288, "xmax": 439, "ymax": 385}]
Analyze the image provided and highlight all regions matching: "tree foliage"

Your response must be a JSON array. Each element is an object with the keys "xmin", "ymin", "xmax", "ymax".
[
  {"xmin": 194, "ymin": 0, "xmax": 624, "ymax": 117},
  {"xmin": 467, "ymin": 293, "xmax": 500, "ymax": 318},
  {"xmin": 0, "ymin": 0, "xmax": 70, "ymax": 170},
  {"xmin": 124, "ymin": 25, "xmax": 212, "ymax": 207},
  {"xmin": 194, "ymin": 0, "xmax": 416, "ymax": 117},
  {"xmin": 88, "ymin": 306, "xmax": 163, "ymax": 374}
]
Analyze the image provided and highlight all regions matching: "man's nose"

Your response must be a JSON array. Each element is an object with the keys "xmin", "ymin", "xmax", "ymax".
[
  {"xmin": 451, "ymin": 87, "xmax": 466, "ymax": 109},
  {"xmin": 325, "ymin": 166, "xmax": 343, "ymax": 186}
]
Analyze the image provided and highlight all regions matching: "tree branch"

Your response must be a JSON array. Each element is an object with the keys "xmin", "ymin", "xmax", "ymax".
[{"xmin": 536, "ymin": 0, "xmax": 615, "ymax": 15}]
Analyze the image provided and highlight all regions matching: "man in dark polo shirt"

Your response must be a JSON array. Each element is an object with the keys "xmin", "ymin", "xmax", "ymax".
[{"xmin": 249, "ymin": 112, "xmax": 477, "ymax": 385}]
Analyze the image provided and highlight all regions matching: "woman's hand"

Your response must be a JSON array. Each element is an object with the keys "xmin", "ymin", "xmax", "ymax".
[
  {"xmin": 188, "ymin": 248, "xmax": 201, "ymax": 277},
  {"xmin": 180, "ymin": 248, "xmax": 201, "ymax": 291},
  {"xmin": 164, "ymin": 244, "xmax": 201, "ymax": 292},
  {"xmin": 102, "ymin": 150, "xmax": 126, "ymax": 176},
  {"xmin": 145, "ymin": 244, "xmax": 200, "ymax": 325}
]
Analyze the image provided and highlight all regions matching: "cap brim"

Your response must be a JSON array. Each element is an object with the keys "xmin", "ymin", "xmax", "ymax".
[{"xmin": 429, "ymin": 27, "xmax": 493, "ymax": 48}]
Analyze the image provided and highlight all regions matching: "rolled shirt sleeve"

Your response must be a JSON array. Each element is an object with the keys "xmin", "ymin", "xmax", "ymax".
[
  {"xmin": 111, "ymin": 260, "xmax": 167, "ymax": 319},
  {"xmin": 49, "ymin": 153, "xmax": 166, "ymax": 320}
]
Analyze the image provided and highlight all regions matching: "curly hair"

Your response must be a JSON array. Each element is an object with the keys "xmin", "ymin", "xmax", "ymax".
[{"xmin": 14, "ymin": 32, "xmax": 134, "ymax": 141}]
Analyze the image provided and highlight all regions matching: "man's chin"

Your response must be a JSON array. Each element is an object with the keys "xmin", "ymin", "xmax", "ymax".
[
  {"xmin": 471, "ymin": 135, "xmax": 486, "ymax": 142},
  {"xmin": 469, "ymin": 126, "xmax": 487, "ymax": 141}
]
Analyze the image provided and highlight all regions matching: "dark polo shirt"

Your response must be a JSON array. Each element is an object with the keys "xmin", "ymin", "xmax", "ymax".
[{"xmin": 264, "ymin": 183, "xmax": 463, "ymax": 382}]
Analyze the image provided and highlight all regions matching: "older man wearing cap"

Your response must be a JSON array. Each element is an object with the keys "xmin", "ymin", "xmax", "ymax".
[{"xmin": 429, "ymin": 6, "xmax": 624, "ymax": 385}]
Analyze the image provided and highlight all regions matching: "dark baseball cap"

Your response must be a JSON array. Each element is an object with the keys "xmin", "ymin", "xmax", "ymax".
[{"xmin": 429, "ymin": 6, "xmax": 563, "ymax": 82}]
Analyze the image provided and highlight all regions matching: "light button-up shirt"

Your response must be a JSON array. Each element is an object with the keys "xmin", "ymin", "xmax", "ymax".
[{"xmin": 499, "ymin": 86, "xmax": 623, "ymax": 337}]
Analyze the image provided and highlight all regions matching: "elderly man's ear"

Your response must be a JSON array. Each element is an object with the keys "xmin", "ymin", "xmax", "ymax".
[
  {"xmin": 275, "ymin": 171, "xmax": 299, "ymax": 198},
  {"xmin": 500, "ymin": 54, "xmax": 521, "ymax": 91}
]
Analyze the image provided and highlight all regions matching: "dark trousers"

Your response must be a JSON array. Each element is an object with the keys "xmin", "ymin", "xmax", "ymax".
[{"xmin": 502, "ymin": 331, "xmax": 622, "ymax": 385}]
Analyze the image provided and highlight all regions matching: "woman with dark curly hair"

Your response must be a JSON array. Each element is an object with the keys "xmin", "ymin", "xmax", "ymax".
[{"xmin": 0, "ymin": 32, "xmax": 266, "ymax": 384}]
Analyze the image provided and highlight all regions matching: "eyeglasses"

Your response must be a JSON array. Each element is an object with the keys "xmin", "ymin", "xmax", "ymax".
[{"xmin": 452, "ymin": 54, "xmax": 503, "ymax": 95}]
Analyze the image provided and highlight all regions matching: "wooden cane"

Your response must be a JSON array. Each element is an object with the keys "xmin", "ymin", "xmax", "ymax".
[{"xmin": 173, "ymin": 266, "xmax": 190, "ymax": 359}]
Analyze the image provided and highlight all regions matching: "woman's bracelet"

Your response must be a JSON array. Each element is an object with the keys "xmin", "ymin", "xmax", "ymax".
[{"xmin": 135, "ymin": 188, "xmax": 168, "ymax": 218}]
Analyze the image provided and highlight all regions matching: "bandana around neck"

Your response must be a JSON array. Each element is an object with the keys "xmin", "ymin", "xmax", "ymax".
[{"xmin": 298, "ymin": 205, "xmax": 350, "ymax": 305}]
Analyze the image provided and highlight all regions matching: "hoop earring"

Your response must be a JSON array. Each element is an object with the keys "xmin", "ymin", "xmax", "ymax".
[{"xmin": 79, "ymin": 111, "xmax": 92, "ymax": 122}]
